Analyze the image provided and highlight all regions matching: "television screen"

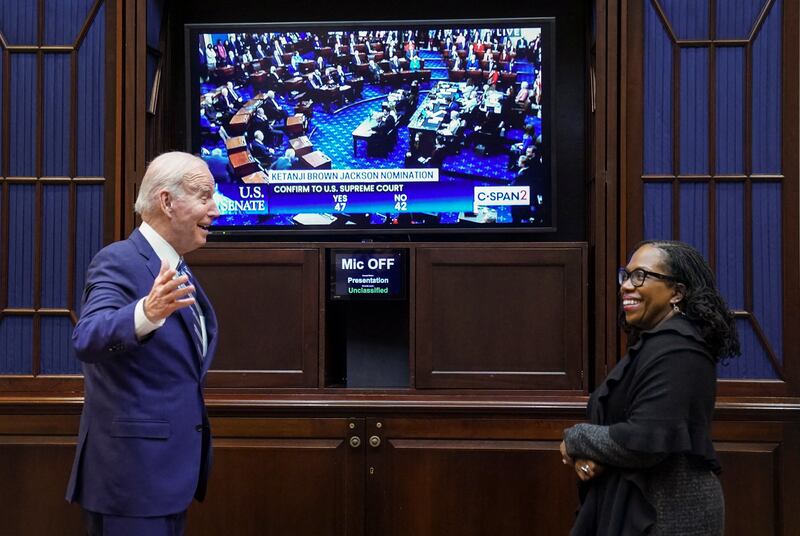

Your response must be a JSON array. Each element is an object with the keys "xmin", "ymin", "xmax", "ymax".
[{"xmin": 186, "ymin": 19, "xmax": 554, "ymax": 234}]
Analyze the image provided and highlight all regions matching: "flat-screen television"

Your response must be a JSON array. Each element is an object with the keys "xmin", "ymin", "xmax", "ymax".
[{"xmin": 185, "ymin": 18, "xmax": 554, "ymax": 234}]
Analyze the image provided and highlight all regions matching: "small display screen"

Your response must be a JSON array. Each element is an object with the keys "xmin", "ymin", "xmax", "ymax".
[{"xmin": 330, "ymin": 249, "xmax": 407, "ymax": 299}]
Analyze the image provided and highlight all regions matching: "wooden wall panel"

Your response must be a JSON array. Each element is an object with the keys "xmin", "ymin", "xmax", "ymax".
[
  {"xmin": 186, "ymin": 247, "xmax": 319, "ymax": 388},
  {"xmin": 187, "ymin": 416, "xmax": 364, "ymax": 536},
  {"xmin": 365, "ymin": 416, "xmax": 577, "ymax": 536},
  {"xmin": 0, "ymin": 407, "xmax": 796, "ymax": 535},
  {"xmin": 717, "ymin": 442, "xmax": 778, "ymax": 535},
  {"xmin": 415, "ymin": 245, "xmax": 587, "ymax": 390},
  {"xmin": 0, "ymin": 438, "xmax": 83, "ymax": 534}
]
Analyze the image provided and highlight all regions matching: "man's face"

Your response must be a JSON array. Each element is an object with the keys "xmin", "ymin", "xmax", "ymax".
[{"xmin": 165, "ymin": 167, "xmax": 219, "ymax": 255}]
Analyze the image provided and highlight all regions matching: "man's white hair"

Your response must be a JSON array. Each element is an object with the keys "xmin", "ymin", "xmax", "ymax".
[{"xmin": 134, "ymin": 152, "xmax": 209, "ymax": 217}]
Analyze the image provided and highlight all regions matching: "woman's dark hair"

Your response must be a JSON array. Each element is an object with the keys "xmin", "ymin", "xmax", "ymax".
[{"xmin": 624, "ymin": 240, "xmax": 741, "ymax": 361}]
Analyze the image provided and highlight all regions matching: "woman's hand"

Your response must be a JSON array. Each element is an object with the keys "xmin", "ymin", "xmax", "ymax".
[
  {"xmin": 559, "ymin": 440, "xmax": 573, "ymax": 466},
  {"xmin": 573, "ymin": 458, "xmax": 604, "ymax": 481}
]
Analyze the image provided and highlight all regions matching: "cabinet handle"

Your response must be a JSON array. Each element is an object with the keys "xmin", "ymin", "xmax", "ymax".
[
  {"xmin": 349, "ymin": 436, "xmax": 361, "ymax": 448},
  {"xmin": 369, "ymin": 435, "xmax": 381, "ymax": 448}
]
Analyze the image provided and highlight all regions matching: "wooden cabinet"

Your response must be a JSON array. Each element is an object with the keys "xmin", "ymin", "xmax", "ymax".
[
  {"xmin": 0, "ymin": 404, "xmax": 797, "ymax": 535},
  {"xmin": 188, "ymin": 242, "xmax": 588, "ymax": 393},
  {"xmin": 364, "ymin": 416, "xmax": 577, "ymax": 536},
  {"xmin": 182, "ymin": 411, "xmax": 582, "ymax": 536},
  {"xmin": 186, "ymin": 416, "xmax": 364, "ymax": 535}
]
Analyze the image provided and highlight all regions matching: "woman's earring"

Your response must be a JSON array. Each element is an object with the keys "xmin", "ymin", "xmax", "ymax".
[{"xmin": 673, "ymin": 303, "xmax": 680, "ymax": 313}]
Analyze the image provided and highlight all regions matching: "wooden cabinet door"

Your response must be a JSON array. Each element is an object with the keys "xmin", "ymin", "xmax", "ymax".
[
  {"xmin": 416, "ymin": 245, "xmax": 587, "ymax": 390},
  {"xmin": 187, "ymin": 247, "xmax": 320, "ymax": 388},
  {"xmin": 187, "ymin": 416, "xmax": 365, "ymax": 536},
  {"xmin": 364, "ymin": 416, "xmax": 579, "ymax": 536}
]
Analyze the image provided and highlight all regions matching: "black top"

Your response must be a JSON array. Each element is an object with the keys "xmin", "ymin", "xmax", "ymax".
[{"xmin": 571, "ymin": 315, "xmax": 719, "ymax": 535}]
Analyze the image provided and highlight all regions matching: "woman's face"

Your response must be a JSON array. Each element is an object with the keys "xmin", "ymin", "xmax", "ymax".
[{"xmin": 620, "ymin": 245, "xmax": 680, "ymax": 331}]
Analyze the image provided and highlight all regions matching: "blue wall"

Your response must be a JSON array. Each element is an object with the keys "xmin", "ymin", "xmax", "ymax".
[
  {"xmin": 642, "ymin": 0, "xmax": 784, "ymax": 379},
  {"xmin": 0, "ymin": 0, "xmax": 105, "ymax": 375}
]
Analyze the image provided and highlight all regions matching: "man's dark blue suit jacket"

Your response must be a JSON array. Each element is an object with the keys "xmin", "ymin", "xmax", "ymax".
[{"xmin": 66, "ymin": 228, "xmax": 218, "ymax": 517}]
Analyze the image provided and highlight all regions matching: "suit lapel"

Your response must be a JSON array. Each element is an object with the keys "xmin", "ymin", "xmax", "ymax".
[
  {"xmin": 130, "ymin": 229, "xmax": 205, "ymax": 373},
  {"xmin": 130, "ymin": 229, "xmax": 164, "ymax": 281},
  {"xmin": 193, "ymin": 279, "xmax": 217, "ymax": 376}
]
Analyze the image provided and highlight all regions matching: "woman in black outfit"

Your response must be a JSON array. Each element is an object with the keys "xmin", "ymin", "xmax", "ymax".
[{"xmin": 561, "ymin": 240, "xmax": 740, "ymax": 535}]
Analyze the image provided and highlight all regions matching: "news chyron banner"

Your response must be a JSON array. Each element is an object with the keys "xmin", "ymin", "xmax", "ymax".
[{"xmin": 213, "ymin": 168, "xmax": 531, "ymax": 217}]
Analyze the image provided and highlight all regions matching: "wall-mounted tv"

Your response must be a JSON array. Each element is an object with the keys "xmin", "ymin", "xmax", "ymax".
[{"xmin": 186, "ymin": 18, "xmax": 554, "ymax": 234}]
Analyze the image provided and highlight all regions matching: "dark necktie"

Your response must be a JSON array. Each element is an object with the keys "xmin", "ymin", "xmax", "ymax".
[{"xmin": 176, "ymin": 258, "xmax": 205, "ymax": 359}]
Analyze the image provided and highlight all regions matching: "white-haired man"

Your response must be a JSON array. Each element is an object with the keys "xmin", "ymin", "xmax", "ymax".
[
  {"xmin": 66, "ymin": 152, "xmax": 220, "ymax": 536},
  {"xmin": 271, "ymin": 147, "xmax": 297, "ymax": 170},
  {"xmin": 263, "ymin": 90, "xmax": 288, "ymax": 120}
]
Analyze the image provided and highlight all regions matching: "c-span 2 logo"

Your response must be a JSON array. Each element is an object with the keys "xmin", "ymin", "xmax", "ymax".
[{"xmin": 474, "ymin": 186, "xmax": 531, "ymax": 206}]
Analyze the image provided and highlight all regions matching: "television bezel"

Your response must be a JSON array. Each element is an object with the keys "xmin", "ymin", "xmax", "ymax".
[{"xmin": 184, "ymin": 17, "xmax": 557, "ymax": 237}]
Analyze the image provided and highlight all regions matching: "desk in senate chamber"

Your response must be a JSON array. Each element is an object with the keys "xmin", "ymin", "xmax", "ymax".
[{"xmin": 407, "ymin": 81, "xmax": 502, "ymax": 157}]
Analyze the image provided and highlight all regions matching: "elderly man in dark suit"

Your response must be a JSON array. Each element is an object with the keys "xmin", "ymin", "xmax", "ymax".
[
  {"xmin": 263, "ymin": 90, "xmax": 289, "ymax": 121},
  {"xmin": 66, "ymin": 152, "xmax": 220, "ymax": 535}
]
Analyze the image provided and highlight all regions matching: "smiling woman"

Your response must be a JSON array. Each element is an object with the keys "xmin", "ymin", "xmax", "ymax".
[
  {"xmin": 560, "ymin": 240, "xmax": 740, "ymax": 536},
  {"xmin": 618, "ymin": 244, "xmax": 683, "ymax": 332}
]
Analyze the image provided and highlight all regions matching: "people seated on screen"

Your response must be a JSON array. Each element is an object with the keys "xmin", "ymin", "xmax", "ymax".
[
  {"xmin": 270, "ymin": 148, "xmax": 298, "ymax": 170},
  {"xmin": 267, "ymin": 66, "xmax": 284, "ymax": 92},
  {"xmin": 250, "ymin": 130, "xmax": 276, "ymax": 168},
  {"xmin": 516, "ymin": 81, "xmax": 531, "ymax": 105},
  {"xmin": 405, "ymin": 132, "xmax": 428, "ymax": 167},
  {"xmin": 263, "ymin": 90, "xmax": 288, "ymax": 121},
  {"xmin": 438, "ymin": 110, "xmax": 464, "ymax": 138},
  {"xmin": 199, "ymin": 108, "xmax": 215, "ymax": 138},
  {"xmin": 509, "ymin": 124, "xmax": 536, "ymax": 169},
  {"xmin": 405, "ymin": 40, "xmax": 416, "ymax": 58},
  {"xmin": 272, "ymin": 47, "xmax": 284, "ymax": 67},
  {"xmin": 253, "ymin": 43, "xmax": 267, "ymax": 60},
  {"xmin": 408, "ymin": 52, "xmax": 421, "ymax": 71},
  {"xmin": 315, "ymin": 55, "xmax": 325, "ymax": 71},
  {"xmin": 487, "ymin": 66, "xmax": 500, "ymax": 88},
  {"xmin": 371, "ymin": 103, "xmax": 396, "ymax": 136},
  {"xmin": 200, "ymin": 146, "xmax": 233, "ymax": 183},
  {"xmin": 214, "ymin": 87, "xmax": 238, "ymax": 121},
  {"xmin": 368, "ymin": 59, "xmax": 383, "ymax": 83},
  {"xmin": 330, "ymin": 65, "xmax": 353, "ymax": 102},
  {"xmin": 239, "ymin": 46, "xmax": 253, "ymax": 64},
  {"xmin": 272, "ymin": 39, "xmax": 284, "ymax": 58},
  {"xmin": 201, "ymin": 94, "xmax": 220, "ymax": 123},
  {"xmin": 328, "ymin": 64, "xmax": 346, "ymax": 85},
  {"xmin": 470, "ymin": 107, "xmax": 505, "ymax": 151},
  {"xmin": 290, "ymin": 51, "xmax": 303, "ymax": 74},
  {"xmin": 225, "ymin": 81, "xmax": 243, "ymax": 105},
  {"xmin": 249, "ymin": 107, "xmax": 280, "ymax": 143},
  {"xmin": 306, "ymin": 69, "xmax": 324, "ymax": 90},
  {"xmin": 389, "ymin": 53, "xmax": 402, "ymax": 73},
  {"xmin": 466, "ymin": 52, "xmax": 480, "ymax": 70},
  {"xmin": 451, "ymin": 54, "xmax": 464, "ymax": 71}
]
